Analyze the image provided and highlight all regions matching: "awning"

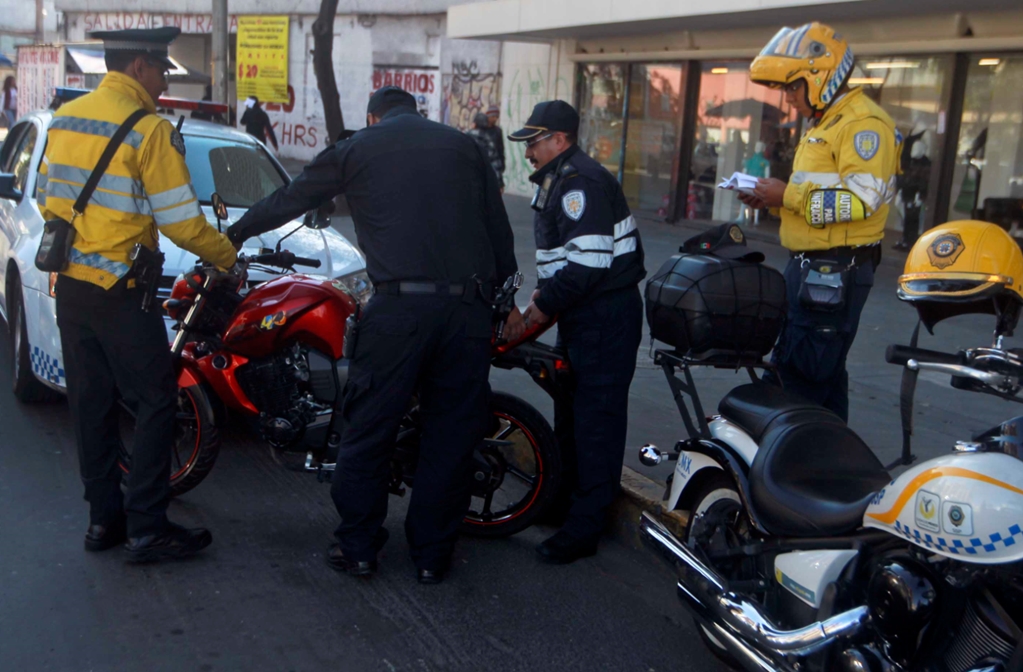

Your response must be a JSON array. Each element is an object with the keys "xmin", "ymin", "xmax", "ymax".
[{"xmin": 65, "ymin": 44, "xmax": 210, "ymax": 85}]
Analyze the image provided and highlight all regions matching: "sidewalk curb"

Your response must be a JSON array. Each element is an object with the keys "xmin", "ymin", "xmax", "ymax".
[{"xmin": 608, "ymin": 466, "xmax": 689, "ymax": 551}]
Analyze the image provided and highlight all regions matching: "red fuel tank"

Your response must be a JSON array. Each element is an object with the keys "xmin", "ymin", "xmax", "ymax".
[{"xmin": 223, "ymin": 275, "xmax": 355, "ymax": 359}]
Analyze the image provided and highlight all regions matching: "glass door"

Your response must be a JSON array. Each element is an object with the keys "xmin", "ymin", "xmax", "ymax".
[
  {"xmin": 621, "ymin": 63, "xmax": 686, "ymax": 216},
  {"xmin": 947, "ymin": 54, "xmax": 1023, "ymax": 226},
  {"xmin": 577, "ymin": 64, "xmax": 627, "ymax": 177}
]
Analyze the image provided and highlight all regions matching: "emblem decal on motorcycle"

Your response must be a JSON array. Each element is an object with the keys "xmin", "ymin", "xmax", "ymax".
[
  {"xmin": 926, "ymin": 233, "xmax": 964, "ymax": 269},
  {"xmin": 677, "ymin": 452, "xmax": 692, "ymax": 475},
  {"xmin": 914, "ymin": 490, "xmax": 940, "ymax": 533},
  {"xmin": 853, "ymin": 130, "xmax": 880, "ymax": 161},
  {"xmin": 942, "ymin": 501, "xmax": 973, "ymax": 536},
  {"xmin": 562, "ymin": 190, "xmax": 586, "ymax": 221},
  {"xmin": 260, "ymin": 311, "xmax": 287, "ymax": 331}
]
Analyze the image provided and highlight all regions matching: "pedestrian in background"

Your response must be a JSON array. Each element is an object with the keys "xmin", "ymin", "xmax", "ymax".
[
  {"xmin": 227, "ymin": 86, "xmax": 524, "ymax": 585},
  {"xmin": 739, "ymin": 22, "xmax": 900, "ymax": 422},
  {"xmin": 510, "ymin": 100, "xmax": 646, "ymax": 565},
  {"xmin": 484, "ymin": 104, "xmax": 505, "ymax": 186},
  {"xmin": 40, "ymin": 27, "xmax": 237, "ymax": 562},
  {"xmin": 2, "ymin": 76, "xmax": 16, "ymax": 127},
  {"xmin": 467, "ymin": 112, "xmax": 504, "ymax": 191},
  {"xmin": 241, "ymin": 96, "xmax": 279, "ymax": 152}
]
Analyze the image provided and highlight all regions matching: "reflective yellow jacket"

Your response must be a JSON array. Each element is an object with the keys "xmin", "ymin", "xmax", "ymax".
[
  {"xmin": 39, "ymin": 72, "xmax": 236, "ymax": 289},
  {"xmin": 780, "ymin": 87, "xmax": 901, "ymax": 252}
]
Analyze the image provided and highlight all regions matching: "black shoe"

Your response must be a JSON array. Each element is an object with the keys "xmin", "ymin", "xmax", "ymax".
[
  {"xmin": 124, "ymin": 523, "xmax": 212, "ymax": 563},
  {"xmin": 892, "ymin": 241, "xmax": 910, "ymax": 251},
  {"xmin": 84, "ymin": 519, "xmax": 127, "ymax": 552},
  {"xmin": 536, "ymin": 531, "xmax": 598, "ymax": 565},
  {"xmin": 416, "ymin": 568, "xmax": 445, "ymax": 585},
  {"xmin": 326, "ymin": 544, "xmax": 377, "ymax": 577}
]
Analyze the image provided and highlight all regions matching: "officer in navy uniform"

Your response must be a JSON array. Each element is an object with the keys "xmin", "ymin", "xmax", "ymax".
[
  {"xmin": 227, "ymin": 87, "xmax": 522, "ymax": 584},
  {"xmin": 511, "ymin": 101, "xmax": 646, "ymax": 564}
]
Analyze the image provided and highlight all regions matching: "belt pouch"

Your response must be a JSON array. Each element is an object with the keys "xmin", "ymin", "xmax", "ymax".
[{"xmin": 798, "ymin": 258, "xmax": 849, "ymax": 312}]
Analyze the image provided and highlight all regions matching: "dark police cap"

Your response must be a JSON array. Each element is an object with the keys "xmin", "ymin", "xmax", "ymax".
[
  {"xmin": 88, "ymin": 26, "xmax": 181, "ymax": 70},
  {"xmin": 681, "ymin": 223, "xmax": 765, "ymax": 262},
  {"xmin": 367, "ymin": 86, "xmax": 416, "ymax": 116},
  {"xmin": 508, "ymin": 100, "xmax": 579, "ymax": 141}
]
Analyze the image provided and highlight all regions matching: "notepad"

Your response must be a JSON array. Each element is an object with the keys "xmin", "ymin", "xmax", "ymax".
[{"xmin": 716, "ymin": 172, "xmax": 759, "ymax": 197}]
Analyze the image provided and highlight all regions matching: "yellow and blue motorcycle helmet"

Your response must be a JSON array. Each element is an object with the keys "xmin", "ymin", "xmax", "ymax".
[
  {"xmin": 750, "ymin": 22, "xmax": 855, "ymax": 113},
  {"xmin": 898, "ymin": 220, "xmax": 1023, "ymax": 331}
]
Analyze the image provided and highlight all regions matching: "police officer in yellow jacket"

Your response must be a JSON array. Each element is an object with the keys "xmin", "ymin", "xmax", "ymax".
[
  {"xmin": 740, "ymin": 22, "xmax": 900, "ymax": 421},
  {"xmin": 38, "ymin": 27, "xmax": 237, "ymax": 561}
]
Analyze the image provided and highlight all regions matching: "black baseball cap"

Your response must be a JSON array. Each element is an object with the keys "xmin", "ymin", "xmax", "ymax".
[
  {"xmin": 88, "ymin": 26, "xmax": 181, "ymax": 70},
  {"xmin": 367, "ymin": 86, "xmax": 416, "ymax": 116},
  {"xmin": 681, "ymin": 223, "xmax": 765, "ymax": 262},
  {"xmin": 508, "ymin": 100, "xmax": 579, "ymax": 141}
]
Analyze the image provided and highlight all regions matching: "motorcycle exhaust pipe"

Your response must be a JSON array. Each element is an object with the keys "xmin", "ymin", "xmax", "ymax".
[{"xmin": 640, "ymin": 512, "xmax": 869, "ymax": 659}]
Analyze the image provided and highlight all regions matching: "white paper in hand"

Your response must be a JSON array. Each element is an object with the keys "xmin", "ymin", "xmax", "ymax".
[{"xmin": 716, "ymin": 171, "xmax": 759, "ymax": 197}]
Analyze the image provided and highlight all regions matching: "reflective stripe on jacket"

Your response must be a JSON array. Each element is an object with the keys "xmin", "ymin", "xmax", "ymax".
[
  {"xmin": 39, "ymin": 71, "xmax": 236, "ymax": 289},
  {"xmin": 780, "ymin": 87, "xmax": 901, "ymax": 251}
]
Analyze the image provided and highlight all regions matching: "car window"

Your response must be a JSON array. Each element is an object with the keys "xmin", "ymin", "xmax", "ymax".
[
  {"xmin": 9, "ymin": 125, "xmax": 38, "ymax": 194},
  {"xmin": 0, "ymin": 122, "xmax": 28, "ymax": 173},
  {"xmin": 183, "ymin": 135, "xmax": 286, "ymax": 207}
]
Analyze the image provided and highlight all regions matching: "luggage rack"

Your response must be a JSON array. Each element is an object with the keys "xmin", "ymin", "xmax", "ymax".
[{"xmin": 653, "ymin": 349, "xmax": 778, "ymax": 440}]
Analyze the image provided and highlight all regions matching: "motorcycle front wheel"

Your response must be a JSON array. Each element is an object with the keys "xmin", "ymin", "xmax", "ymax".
[
  {"xmin": 118, "ymin": 384, "xmax": 220, "ymax": 498},
  {"xmin": 459, "ymin": 392, "xmax": 561, "ymax": 538}
]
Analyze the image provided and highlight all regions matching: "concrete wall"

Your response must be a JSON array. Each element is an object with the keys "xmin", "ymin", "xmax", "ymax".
[
  {"xmin": 0, "ymin": 0, "xmax": 58, "ymax": 60},
  {"xmin": 499, "ymin": 39, "xmax": 575, "ymax": 197}
]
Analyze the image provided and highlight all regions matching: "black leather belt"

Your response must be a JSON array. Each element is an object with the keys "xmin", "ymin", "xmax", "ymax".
[
  {"xmin": 792, "ymin": 243, "xmax": 880, "ymax": 268},
  {"xmin": 375, "ymin": 281, "xmax": 466, "ymax": 296}
]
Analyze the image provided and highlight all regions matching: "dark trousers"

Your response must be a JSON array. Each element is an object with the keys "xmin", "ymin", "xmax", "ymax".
[
  {"xmin": 330, "ymin": 294, "xmax": 492, "ymax": 569},
  {"xmin": 55, "ymin": 276, "xmax": 177, "ymax": 537},
  {"xmin": 766, "ymin": 257, "xmax": 874, "ymax": 422},
  {"xmin": 552, "ymin": 286, "xmax": 643, "ymax": 542}
]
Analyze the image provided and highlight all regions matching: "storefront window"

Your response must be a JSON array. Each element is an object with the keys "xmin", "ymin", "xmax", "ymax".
[
  {"xmin": 849, "ymin": 56, "xmax": 952, "ymax": 238},
  {"xmin": 577, "ymin": 64, "xmax": 626, "ymax": 176},
  {"xmin": 948, "ymin": 54, "xmax": 1023, "ymax": 224},
  {"xmin": 687, "ymin": 61, "xmax": 799, "ymax": 222},
  {"xmin": 622, "ymin": 64, "xmax": 686, "ymax": 216}
]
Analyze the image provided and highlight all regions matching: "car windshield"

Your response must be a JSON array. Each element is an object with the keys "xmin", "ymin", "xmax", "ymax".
[{"xmin": 183, "ymin": 135, "xmax": 286, "ymax": 207}]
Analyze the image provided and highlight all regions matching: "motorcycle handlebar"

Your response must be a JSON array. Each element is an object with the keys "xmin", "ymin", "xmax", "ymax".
[
  {"xmin": 242, "ymin": 251, "xmax": 321, "ymax": 269},
  {"xmin": 885, "ymin": 344, "xmax": 961, "ymax": 367}
]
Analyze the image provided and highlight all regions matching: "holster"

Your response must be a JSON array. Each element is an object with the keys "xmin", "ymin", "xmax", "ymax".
[{"xmin": 129, "ymin": 243, "xmax": 166, "ymax": 312}]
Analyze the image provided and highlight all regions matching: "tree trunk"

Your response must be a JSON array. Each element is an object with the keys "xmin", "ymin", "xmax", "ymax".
[{"xmin": 312, "ymin": 0, "xmax": 345, "ymax": 146}]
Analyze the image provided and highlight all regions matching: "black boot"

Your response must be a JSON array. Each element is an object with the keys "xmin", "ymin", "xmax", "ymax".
[
  {"xmin": 124, "ymin": 523, "xmax": 212, "ymax": 563},
  {"xmin": 535, "ymin": 530, "xmax": 598, "ymax": 565}
]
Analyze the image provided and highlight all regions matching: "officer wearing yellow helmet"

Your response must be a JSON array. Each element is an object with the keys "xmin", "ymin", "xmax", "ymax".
[
  {"xmin": 739, "ymin": 22, "xmax": 901, "ymax": 422},
  {"xmin": 38, "ymin": 27, "xmax": 237, "ymax": 562}
]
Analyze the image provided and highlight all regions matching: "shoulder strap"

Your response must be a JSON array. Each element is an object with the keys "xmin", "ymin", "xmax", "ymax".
[{"xmin": 72, "ymin": 108, "xmax": 149, "ymax": 217}]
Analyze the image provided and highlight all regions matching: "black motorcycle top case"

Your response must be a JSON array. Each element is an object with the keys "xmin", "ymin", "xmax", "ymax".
[{"xmin": 645, "ymin": 254, "xmax": 786, "ymax": 358}]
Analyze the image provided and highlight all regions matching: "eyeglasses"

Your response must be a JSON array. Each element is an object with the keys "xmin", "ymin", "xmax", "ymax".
[
  {"xmin": 525, "ymin": 133, "xmax": 553, "ymax": 148},
  {"xmin": 145, "ymin": 59, "xmax": 170, "ymax": 79}
]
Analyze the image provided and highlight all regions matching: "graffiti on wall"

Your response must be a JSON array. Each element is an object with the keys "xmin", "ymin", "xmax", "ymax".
[{"xmin": 442, "ymin": 60, "xmax": 500, "ymax": 132}]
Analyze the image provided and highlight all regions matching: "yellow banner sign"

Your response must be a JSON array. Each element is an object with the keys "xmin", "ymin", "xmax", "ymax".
[{"xmin": 236, "ymin": 16, "xmax": 289, "ymax": 104}]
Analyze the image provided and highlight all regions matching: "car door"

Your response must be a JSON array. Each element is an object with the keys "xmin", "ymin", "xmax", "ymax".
[{"xmin": 0, "ymin": 121, "xmax": 34, "ymax": 313}]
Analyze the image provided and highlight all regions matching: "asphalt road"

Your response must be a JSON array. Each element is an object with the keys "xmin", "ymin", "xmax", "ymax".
[{"xmin": 0, "ymin": 329, "xmax": 727, "ymax": 671}]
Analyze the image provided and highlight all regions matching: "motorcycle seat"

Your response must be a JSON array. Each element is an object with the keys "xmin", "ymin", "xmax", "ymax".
[{"xmin": 719, "ymin": 384, "xmax": 891, "ymax": 537}]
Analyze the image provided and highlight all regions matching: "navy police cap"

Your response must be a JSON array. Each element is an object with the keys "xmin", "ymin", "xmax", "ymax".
[
  {"xmin": 88, "ymin": 26, "xmax": 181, "ymax": 69},
  {"xmin": 508, "ymin": 100, "xmax": 579, "ymax": 142}
]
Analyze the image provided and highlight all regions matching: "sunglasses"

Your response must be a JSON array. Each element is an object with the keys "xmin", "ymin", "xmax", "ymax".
[
  {"xmin": 525, "ymin": 133, "xmax": 554, "ymax": 148},
  {"xmin": 145, "ymin": 59, "xmax": 170, "ymax": 78}
]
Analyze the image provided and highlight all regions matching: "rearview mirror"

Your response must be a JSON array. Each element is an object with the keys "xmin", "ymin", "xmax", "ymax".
[
  {"xmin": 303, "ymin": 201, "xmax": 334, "ymax": 230},
  {"xmin": 210, "ymin": 192, "xmax": 229, "ymax": 221},
  {"xmin": 0, "ymin": 173, "xmax": 22, "ymax": 202}
]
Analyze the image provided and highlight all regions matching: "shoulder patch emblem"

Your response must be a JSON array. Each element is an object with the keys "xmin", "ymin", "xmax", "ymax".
[
  {"xmin": 562, "ymin": 190, "xmax": 586, "ymax": 221},
  {"xmin": 853, "ymin": 130, "xmax": 880, "ymax": 161},
  {"xmin": 170, "ymin": 129, "xmax": 186, "ymax": 157},
  {"xmin": 926, "ymin": 233, "xmax": 965, "ymax": 269}
]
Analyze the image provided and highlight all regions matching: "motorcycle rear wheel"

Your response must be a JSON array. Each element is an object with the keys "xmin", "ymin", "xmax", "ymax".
[
  {"xmin": 459, "ymin": 392, "xmax": 561, "ymax": 538},
  {"xmin": 117, "ymin": 384, "xmax": 220, "ymax": 498},
  {"xmin": 684, "ymin": 472, "xmax": 752, "ymax": 670}
]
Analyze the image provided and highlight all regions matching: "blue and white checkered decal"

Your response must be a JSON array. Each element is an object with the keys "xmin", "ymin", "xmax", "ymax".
[
  {"xmin": 31, "ymin": 346, "xmax": 65, "ymax": 387},
  {"xmin": 894, "ymin": 519, "xmax": 1022, "ymax": 556}
]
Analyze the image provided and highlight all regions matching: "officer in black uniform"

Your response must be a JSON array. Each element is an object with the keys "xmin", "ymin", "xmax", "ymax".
[
  {"xmin": 511, "ymin": 101, "xmax": 646, "ymax": 564},
  {"xmin": 227, "ymin": 87, "xmax": 522, "ymax": 584}
]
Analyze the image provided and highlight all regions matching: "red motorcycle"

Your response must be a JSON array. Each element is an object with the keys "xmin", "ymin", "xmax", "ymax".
[{"xmin": 118, "ymin": 205, "xmax": 566, "ymax": 537}]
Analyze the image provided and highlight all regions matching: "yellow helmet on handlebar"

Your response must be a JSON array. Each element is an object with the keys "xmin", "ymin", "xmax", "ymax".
[
  {"xmin": 898, "ymin": 220, "xmax": 1023, "ymax": 331},
  {"xmin": 749, "ymin": 23, "xmax": 855, "ymax": 113}
]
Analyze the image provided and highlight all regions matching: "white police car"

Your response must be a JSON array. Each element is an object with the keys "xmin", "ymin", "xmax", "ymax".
[{"xmin": 0, "ymin": 102, "xmax": 368, "ymax": 402}]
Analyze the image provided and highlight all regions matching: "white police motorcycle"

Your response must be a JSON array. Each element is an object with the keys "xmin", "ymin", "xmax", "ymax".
[{"xmin": 638, "ymin": 222, "xmax": 1022, "ymax": 672}]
